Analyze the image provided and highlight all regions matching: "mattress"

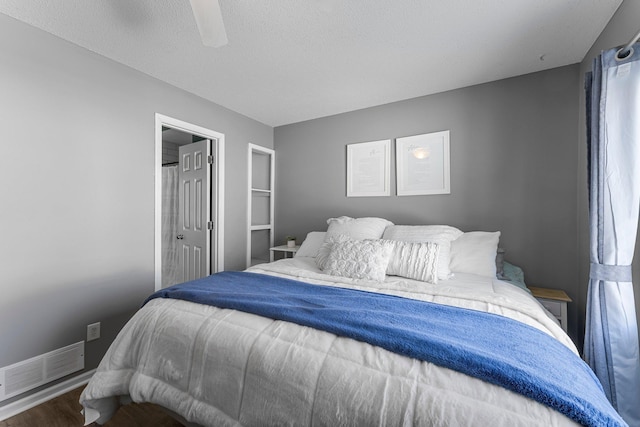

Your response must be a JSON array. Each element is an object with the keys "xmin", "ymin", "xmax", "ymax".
[{"xmin": 80, "ymin": 257, "xmax": 586, "ymax": 426}]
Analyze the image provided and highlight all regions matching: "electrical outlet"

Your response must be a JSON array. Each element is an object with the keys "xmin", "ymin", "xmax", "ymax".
[{"xmin": 87, "ymin": 322, "xmax": 101, "ymax": 342}]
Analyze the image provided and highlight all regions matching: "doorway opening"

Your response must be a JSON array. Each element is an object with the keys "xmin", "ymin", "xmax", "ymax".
[{"xmin": 154, "ymin": 114, "xmax": 225, "ymax": 291}]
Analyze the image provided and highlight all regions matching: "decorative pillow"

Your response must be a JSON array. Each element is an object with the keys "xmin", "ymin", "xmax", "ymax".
[
  {"xmin": 449, "ymin": 231, "xmax": 501, "ymax": 277},
  {"xmin": 324, "ymin": 238, "xmax": 394, "ymax": 281},
  {"xmin": 382, "ymin": 225, "xmax": 463, "ymax": 280},
  {"xmin": 316, "ymin": 234, "xmax": 350, "ymax": 270},
  {"xmin": 325, "ymin": 216, "xmax": 393, "ymax": 241},
  {"xmin": 495, "ymin": 248, "xmax": 506, "ymax": 279},
  {"xmin": 295, "ymin": 231, "xmax": 327, "ymax": 258},
  {"xmin": 386, "ymin": 241, "xmax": 440, "ymax": 284},
  {"xmin": 501, "ymin": 261, "xmax": 528, "ymax": 291}
]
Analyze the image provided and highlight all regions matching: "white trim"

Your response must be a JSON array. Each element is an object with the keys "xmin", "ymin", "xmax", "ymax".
[
  {"xmin": 217, "ymin": 137, "xmax": 225, "ymax": 272},
  {"xmin": 155, "ymin": 113, "xmax": 226, "ymax": 291},
  {"xmin": 0, "ymin": 369, "xmax": 95, "ymax": 422}
]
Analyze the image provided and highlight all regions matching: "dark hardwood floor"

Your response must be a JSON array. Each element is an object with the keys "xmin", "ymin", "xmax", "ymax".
[{"xmin": 0, "ymin": 387, "xmax": 183, "ymax": 427}]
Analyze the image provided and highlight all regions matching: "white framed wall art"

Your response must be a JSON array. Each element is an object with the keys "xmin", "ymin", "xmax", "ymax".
[
  {"xmin": 396, "ymin": 130, "xmax": 450, "ymax": 196},
  {"xmin": 346, "ymin": 139, "xmax": 391, "ymax": 197}
]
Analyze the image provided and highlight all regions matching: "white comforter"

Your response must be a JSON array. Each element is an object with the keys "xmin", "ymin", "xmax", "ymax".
[{"xmin": 81, "ymin": 258, "xmax": 580, "ymax": 426}]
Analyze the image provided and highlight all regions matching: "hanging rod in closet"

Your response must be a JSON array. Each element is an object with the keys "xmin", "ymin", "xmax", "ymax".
[
  {"xmin": 618, "ymin": 28, "xmax": 640, "ymax": 59},
  {"xmin": 162, "ymin": 162, "xmax": 179, "ymax": 166}
]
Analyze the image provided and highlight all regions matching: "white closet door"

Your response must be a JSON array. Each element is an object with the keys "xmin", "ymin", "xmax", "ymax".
[{"xmin": 179, "ymin": 140, "xmax": 211, "ymax": 282}]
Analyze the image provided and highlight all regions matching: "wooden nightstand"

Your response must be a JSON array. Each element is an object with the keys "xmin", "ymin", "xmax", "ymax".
[
  {"xmin": 528, "ymin": 286, "xmax": 572, "ymax": 333},
  {"xmin": 269, "ymin": 245, "xmax": 300, "ymax": 262}
]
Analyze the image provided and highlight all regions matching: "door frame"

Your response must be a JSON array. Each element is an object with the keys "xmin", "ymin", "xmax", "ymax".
[{"xmin": 154, "ymin": 113, "xmax": 225, "ymax": 291}]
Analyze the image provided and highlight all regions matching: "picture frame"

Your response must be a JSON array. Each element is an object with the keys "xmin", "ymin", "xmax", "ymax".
[
  {"xmin": 346, "ymin": 139, "xmax": 391, "ymax": 197},
  {"xmin": 396, "ymin": 130, "xmax": 450, "ymax": 196}
]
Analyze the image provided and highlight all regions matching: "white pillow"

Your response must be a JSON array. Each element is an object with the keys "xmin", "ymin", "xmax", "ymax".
[
  {"xmin": 295, "ymin": 231, "xmax": 327, "ymax": 258},
  {"xmin": 325, "ymin": 216, "xmax": 393, "ymax": 240},
  {"xmin": 324, "ymin": 238, "xmax": 394, "ymax": 282},
  {"xmin": 386, "ymin": 241, "xmax": 440, "ymax": 284},
  {"xmin": 382, "ymin": 225, "xmax": 463, "ymax": 280},
  {"xmin": 449, "ymin": 231, "xmax": 501, "ymax": 277},
  {"xmin": 316, "ymin": 234, "xmax": 350, "ymax": 270}
]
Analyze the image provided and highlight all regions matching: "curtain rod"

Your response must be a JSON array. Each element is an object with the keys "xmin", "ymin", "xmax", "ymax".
[{"xmin": 618, "ymin": 28, "xmax": 640, "ymax": 59}]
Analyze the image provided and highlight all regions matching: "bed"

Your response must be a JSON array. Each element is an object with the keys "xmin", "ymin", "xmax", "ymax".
[{"xmin": 80, "ymin": 218, "xmax": 625, "ymax": 427}]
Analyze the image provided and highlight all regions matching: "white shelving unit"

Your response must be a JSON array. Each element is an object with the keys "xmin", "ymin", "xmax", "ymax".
[{"xmin": 247, "ymin": 144, "xmax": 275, "ymax": 268}]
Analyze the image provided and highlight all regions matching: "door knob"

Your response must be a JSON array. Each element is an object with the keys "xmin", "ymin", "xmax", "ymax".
[{"xmin": 177, "ymin": 234, "xmax": 184, "ymax": 239}]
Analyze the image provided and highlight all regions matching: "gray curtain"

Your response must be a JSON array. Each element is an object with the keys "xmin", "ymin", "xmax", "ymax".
[{"xmin": 584, "ymin": 42, "xmax": 640, "ymax": 425}]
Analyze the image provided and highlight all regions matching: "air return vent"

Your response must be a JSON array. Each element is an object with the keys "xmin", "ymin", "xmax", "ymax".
[{"xmin": 0, "ymin": 341, "xmax": 84, "ymax": 401}]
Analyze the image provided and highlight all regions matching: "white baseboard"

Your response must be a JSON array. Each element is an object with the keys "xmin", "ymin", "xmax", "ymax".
[{"xmin": 0, "ymin": 369, "xmax": 95, "ymax": 421}]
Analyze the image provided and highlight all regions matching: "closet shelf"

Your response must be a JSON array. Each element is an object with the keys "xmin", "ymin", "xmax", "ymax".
[
  {"xmin": 251, "ymin": 188, "xmax": 271, "ymax": 193},
  {"xmin": 251, "ymin": 224, "xmax": 273, "ymax": 231}
]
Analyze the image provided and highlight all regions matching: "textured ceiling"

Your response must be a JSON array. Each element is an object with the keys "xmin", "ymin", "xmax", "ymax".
[{"xmin": 0, "ymin": 0, "xmax": 622, "ymax": 127}]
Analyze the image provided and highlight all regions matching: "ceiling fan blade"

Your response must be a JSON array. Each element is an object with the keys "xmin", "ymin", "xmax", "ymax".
[{"xmin": 189, "ymin": 0, "xmax": 228, "ymax": 48}]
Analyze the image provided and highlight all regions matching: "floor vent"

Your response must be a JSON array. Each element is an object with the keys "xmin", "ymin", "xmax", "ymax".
[{"xmin": 0, "ymin": 341, "xmax": 84, "ymax": 401}]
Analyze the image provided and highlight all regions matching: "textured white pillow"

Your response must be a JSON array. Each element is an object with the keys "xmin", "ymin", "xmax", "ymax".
[
  {"xmin": 449, "ymin": 231, "xmax": 501, "ymax": 277},
  {"xmin": 316, "ymin": 234, "xmax": 350, "ymax": 270},
  {"xmin": 382, "ymin": 225, "xmax": 463, "ymax": 280},
  {"xmin": 295, "ymin": 231, "xmax": 327, "ymax": 258},
  {"xmin": 325, "ymin": 216, "xmax": 393, "ymax": 240},
  {"xmin": 386, "ymin": 241, "xmax": 440, "ymax": 284},
  {"xmin": 324, "ymin": 238, "xmax": 394, "ymax": 282}
]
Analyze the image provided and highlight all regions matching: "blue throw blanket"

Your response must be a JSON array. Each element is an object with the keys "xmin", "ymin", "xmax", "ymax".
[{"xmin": 146, "ymin": 271, "xmax": 626, "ymax": 427}]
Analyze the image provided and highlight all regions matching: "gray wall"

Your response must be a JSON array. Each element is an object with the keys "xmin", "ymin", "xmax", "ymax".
[
  {"xmin": 274, "ymin": 65, "xmax": 582, "ymax": 344},
  {"xmin": 0, "ymin": 13, "xmax": 272, "ymax": 404},
  {"xmin": 578, "ymin": 0, "xmax": 640, "ymax": 349}
]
